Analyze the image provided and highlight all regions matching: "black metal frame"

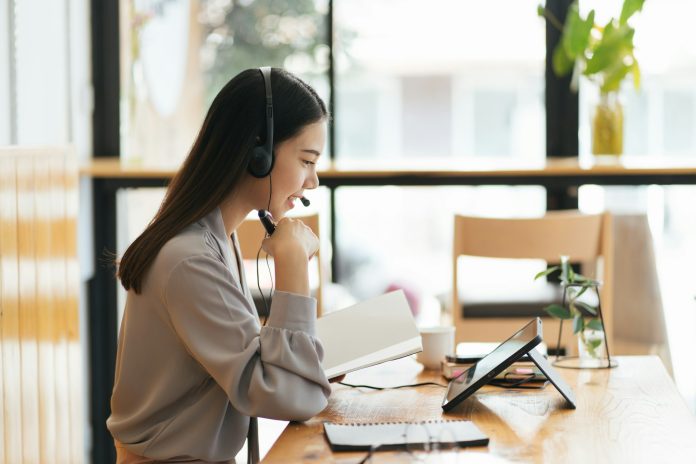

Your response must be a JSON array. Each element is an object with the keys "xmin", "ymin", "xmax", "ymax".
[
  {"xmin": 545, "ymin": 0, "xmax": 579, "ymax": 210},
  {"xmin": 327, "ymin": 0, "xmax": 339, "ymax": 281},
  {"xmin": 86, "ymin": 0, "xmax": 689, "ymax": 462},
  {"xmin": 89, "ymin": 1, "xmax": 121, "ymax": 463}
]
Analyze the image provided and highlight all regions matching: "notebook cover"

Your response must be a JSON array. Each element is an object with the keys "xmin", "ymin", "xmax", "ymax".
[
  {"xmin": 323, "ymin": 420, "xmax": 489, "ymax": 451},
  {"xmin": 317, "ymin": 290, "xmax": 423, "ymax": 378}
]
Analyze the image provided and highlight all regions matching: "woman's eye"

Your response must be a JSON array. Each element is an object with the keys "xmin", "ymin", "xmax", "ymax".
[{"xmin": 302, "ymin": 160, "xmax": 315, "ymax": 166}]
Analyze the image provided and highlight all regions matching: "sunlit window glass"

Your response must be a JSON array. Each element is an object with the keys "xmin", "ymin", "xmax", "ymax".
[
  {"xmin": 334, "ymin": 0, "xmax": 546, "ymax": 161},
  {"xmin": 120, "ymin": 0, "xmax": 329, "ymax": 165}
]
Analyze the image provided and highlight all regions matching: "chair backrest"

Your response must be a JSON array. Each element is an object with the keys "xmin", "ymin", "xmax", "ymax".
[
  {"xmin": 452, "ymin": 211, "xmax": 614, "ymax": 343},
  {"xmin": 453, "ymin": 211, "xmax": 606, "ymax": 262},
  {"xmin": 237, "ymin": 214, "xmax": 324, "ymax": 315}
]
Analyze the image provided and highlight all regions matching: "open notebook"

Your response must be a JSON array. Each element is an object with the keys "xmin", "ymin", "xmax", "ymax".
[
  {"xmin": 317, "ymin": 290, "xmax": 422, "ymax": 378},
  {"xmin": 323, "ymin": 420, "xmax": 489, "ymax": 451}
]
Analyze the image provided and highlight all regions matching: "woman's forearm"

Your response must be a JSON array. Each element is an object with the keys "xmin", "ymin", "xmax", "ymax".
[{"xmin": 273, "ymin": 250, "xmax": 310, "ymax": 297}]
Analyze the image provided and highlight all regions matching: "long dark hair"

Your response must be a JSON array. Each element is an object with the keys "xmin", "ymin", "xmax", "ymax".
[{"xmin": 118, "ymin": 68, "xmax": 328, "ymax": 293}]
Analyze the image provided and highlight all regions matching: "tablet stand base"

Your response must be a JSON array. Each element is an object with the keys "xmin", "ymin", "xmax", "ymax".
[
  {"xmin": 525, "ymin": 348, "xmax": 577, "ymax": 409},
  {"xmin": 552, "ymin": 356, "xmax": 618, "ymax": 369}
]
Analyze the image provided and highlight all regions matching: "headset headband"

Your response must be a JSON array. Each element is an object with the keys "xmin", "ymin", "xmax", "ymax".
[{"xmin": 259, "ymin": 66, "xmax": 273, "ymax": 158}]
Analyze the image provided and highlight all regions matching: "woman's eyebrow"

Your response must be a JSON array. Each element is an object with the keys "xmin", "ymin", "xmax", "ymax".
[{"xmin": 301, "ymin": 149, "xmax": 321, "ymax": 157}]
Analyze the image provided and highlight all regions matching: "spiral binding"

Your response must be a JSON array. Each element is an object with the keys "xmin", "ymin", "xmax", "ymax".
[{"xmin": 329, "ymin": 419, "xmax": 468, "ymax": 427}]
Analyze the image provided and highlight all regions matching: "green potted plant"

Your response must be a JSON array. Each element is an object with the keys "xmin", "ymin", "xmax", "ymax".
[
  {"xmin": 535, "ymin": 256, "xmax": 607, "ymax": 363},
  {"xmin": 538, "ymin": 0, "xmax": 645, "ymax": 155}
]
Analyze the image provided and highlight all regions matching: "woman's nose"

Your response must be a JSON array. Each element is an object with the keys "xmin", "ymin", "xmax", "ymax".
[{"xmin": 304, "ymin": 170, "xmax": 319, "ymax": 189}]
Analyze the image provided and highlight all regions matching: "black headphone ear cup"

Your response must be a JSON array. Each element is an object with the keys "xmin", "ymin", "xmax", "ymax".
[
  {"xmin": 250, "ymin": 67, "xmax": 275, "ymax": 178},
  {"xmin": 249, "ymin": 146, "xmax": 273, "ymax": 178}
]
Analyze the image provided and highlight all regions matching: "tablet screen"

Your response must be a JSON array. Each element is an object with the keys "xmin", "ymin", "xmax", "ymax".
[{"xmin": 442, "ymin": 318, "xmax": 542, "ymax": 410}]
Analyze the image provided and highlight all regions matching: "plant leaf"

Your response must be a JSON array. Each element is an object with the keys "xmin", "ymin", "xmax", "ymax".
[
  {"xmin": 534, "ymin": 265, "xmax": 560, "ymax": 281},
  {"xmin": 575, "ymin": 301, "xmax": 598, "ymax": 316},
  {"xmin": 560, "ymin": 257, "xmax": 571, "ymax": 283},
  {"xmin": 631, "ymin": 59, "xmax": 641, "ymax": 90},
  {"xmin": 573, "ymin": 314, "xmax": 584, "ymax": 334},
  {"xmin": 584, "ymin": 20, "xmax": 618, "ymax": 75},
  {"xmin": 562, "ymin": 4, "xmax": 594, "ymax": 59},
  {"xmin": 584, "ymin": 337, "xmax": 602, "ymax": 358},
  {"xmin": 586, "ymin": 319, "xmax": 604, "ymax": 331},
  {"xmin": 602, "ymin": 67, "xmax": 631, "ymax": 93},
  {"xmin": 545, "ymin": 304, "xmax": 572, "ymax": 320},
  {"xmin": 619, "ymin": 0, "xmax": 645, "ymax": 25},
  {"xmin": 585, "ymin": 22, "xmax": 634, "ymax": 77},
  {"xmin": 553, "ymin": 43, "xmax": 575, "ymax": 76},
  {"xmin": 574, "ymin": 284, "xmax": 589, "ymax": 299},
  {"xmin": 567, "ymin": 264, "xmax": 576, "ymax": 282},
  {"xmin": 538, "ymin": 4, "xmax": 565, "ymax": 32}
]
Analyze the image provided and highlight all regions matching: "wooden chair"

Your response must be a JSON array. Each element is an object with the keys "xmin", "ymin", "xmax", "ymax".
[
  {"xmin": 451, "ymin": 211, "xmax": 614, "ymax": 354},
  {"xmin": 237, "ymin": 214, "xmax": 324, "ymax": 316}
]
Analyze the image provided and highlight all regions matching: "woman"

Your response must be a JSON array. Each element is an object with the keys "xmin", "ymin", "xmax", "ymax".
[{"xmin": 108, "ymin": 68, "xmax": 333, "ymax": 463}]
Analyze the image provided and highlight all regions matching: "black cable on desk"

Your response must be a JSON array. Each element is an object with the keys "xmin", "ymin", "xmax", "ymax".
[{"xmin": 338, "ymin": 381, "xmax": 447, "ymax": 390}]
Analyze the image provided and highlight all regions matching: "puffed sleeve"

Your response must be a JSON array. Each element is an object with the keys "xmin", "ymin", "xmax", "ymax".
[{"xmin": 163, "ymin": 253, "xmax": 331, "ymax": 421}]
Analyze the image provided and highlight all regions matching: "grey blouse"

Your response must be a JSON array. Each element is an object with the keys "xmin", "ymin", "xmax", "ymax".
[{"xmin": 107, "ymin": 207, "xmax": 331, "ymax": 462}]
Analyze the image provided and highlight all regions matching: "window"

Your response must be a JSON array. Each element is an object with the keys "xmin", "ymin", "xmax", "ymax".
[
  {"xmin": 120, "ymin": 0, "xmax": 330, "ymax": 164},
  {"xmin": 334, "ymin": 0, "xmax": 546, "ymax": 161},
  {"xmin": 0, "ymin": 3, "xmax": 11, "ymax": 145},
  {"xmin": 333, "ymin": 0, "xmax": 547, "ymax": 304}
]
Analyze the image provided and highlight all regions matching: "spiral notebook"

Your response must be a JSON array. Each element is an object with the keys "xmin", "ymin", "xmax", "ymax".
[{"xmin": 323, "ymin": 420, "xmax": 489, "ymax": 451}]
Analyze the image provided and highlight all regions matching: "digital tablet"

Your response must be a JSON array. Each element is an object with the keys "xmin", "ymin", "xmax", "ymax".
[{"xmin": 442, "ymin": 318, "xmax": 575, "ymax": 411}]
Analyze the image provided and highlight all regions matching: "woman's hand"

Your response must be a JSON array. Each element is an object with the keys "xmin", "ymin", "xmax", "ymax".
[
  {"xmin": 262, "ymin": 218, "xmax": 318, "ymax": 297},
  {"xmin": 262, "ymin": 217, "xmax": 319, "ymax": 261}
]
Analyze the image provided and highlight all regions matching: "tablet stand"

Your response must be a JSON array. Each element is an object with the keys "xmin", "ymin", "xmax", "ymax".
[
  {"xmin": 525, "ymin": 348, "xmax": 576, "ymax": 408},
  {"xmin": 442, "ymin": 318, "xmax": 577, "ymax": 411}
]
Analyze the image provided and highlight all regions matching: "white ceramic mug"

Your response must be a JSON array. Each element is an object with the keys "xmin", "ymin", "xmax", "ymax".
[{"xmin": 416, "ymin": 326, "xmax": 455, "ymax": 370}]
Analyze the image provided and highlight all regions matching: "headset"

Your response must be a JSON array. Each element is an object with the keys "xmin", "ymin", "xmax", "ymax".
[
  {"xmin": 248, "ymin": 66, "xmax": 275, "ymax": 178},
  {"xmin": 253, "ymin": 67, "xmax": 310, "ymax": 236},
  {"xmin": 249, "ymin": 67, "xmax": 312, "ymax": 324}
]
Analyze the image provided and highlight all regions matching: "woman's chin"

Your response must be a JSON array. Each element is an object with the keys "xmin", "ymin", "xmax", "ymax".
[{"xmin": 269, "ymin": 208, "xmax": 286, "ymax": 220}]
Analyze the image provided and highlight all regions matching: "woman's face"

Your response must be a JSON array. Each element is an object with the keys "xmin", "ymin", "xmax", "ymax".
[{"xmin": 257, "ymin": 120, "xmax": 326, "ymax": 219}]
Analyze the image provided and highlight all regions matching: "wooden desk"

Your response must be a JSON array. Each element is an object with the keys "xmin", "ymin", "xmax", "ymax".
[{"xmin": 262, "ymin": 356, "xmax": 696, "ymax": 463}]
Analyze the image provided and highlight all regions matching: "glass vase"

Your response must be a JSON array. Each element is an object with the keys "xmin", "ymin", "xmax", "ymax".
[
  {"xmin": 577, "ymin": 328, "xmax": 606, "ymax": 368},
  {"xmin": 552, "ymin": 282, "xmax": 618, "ymax": 369},
  {"xmin": 592, "ymin": 91, "xmax": 624, "ymax": 155}
]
